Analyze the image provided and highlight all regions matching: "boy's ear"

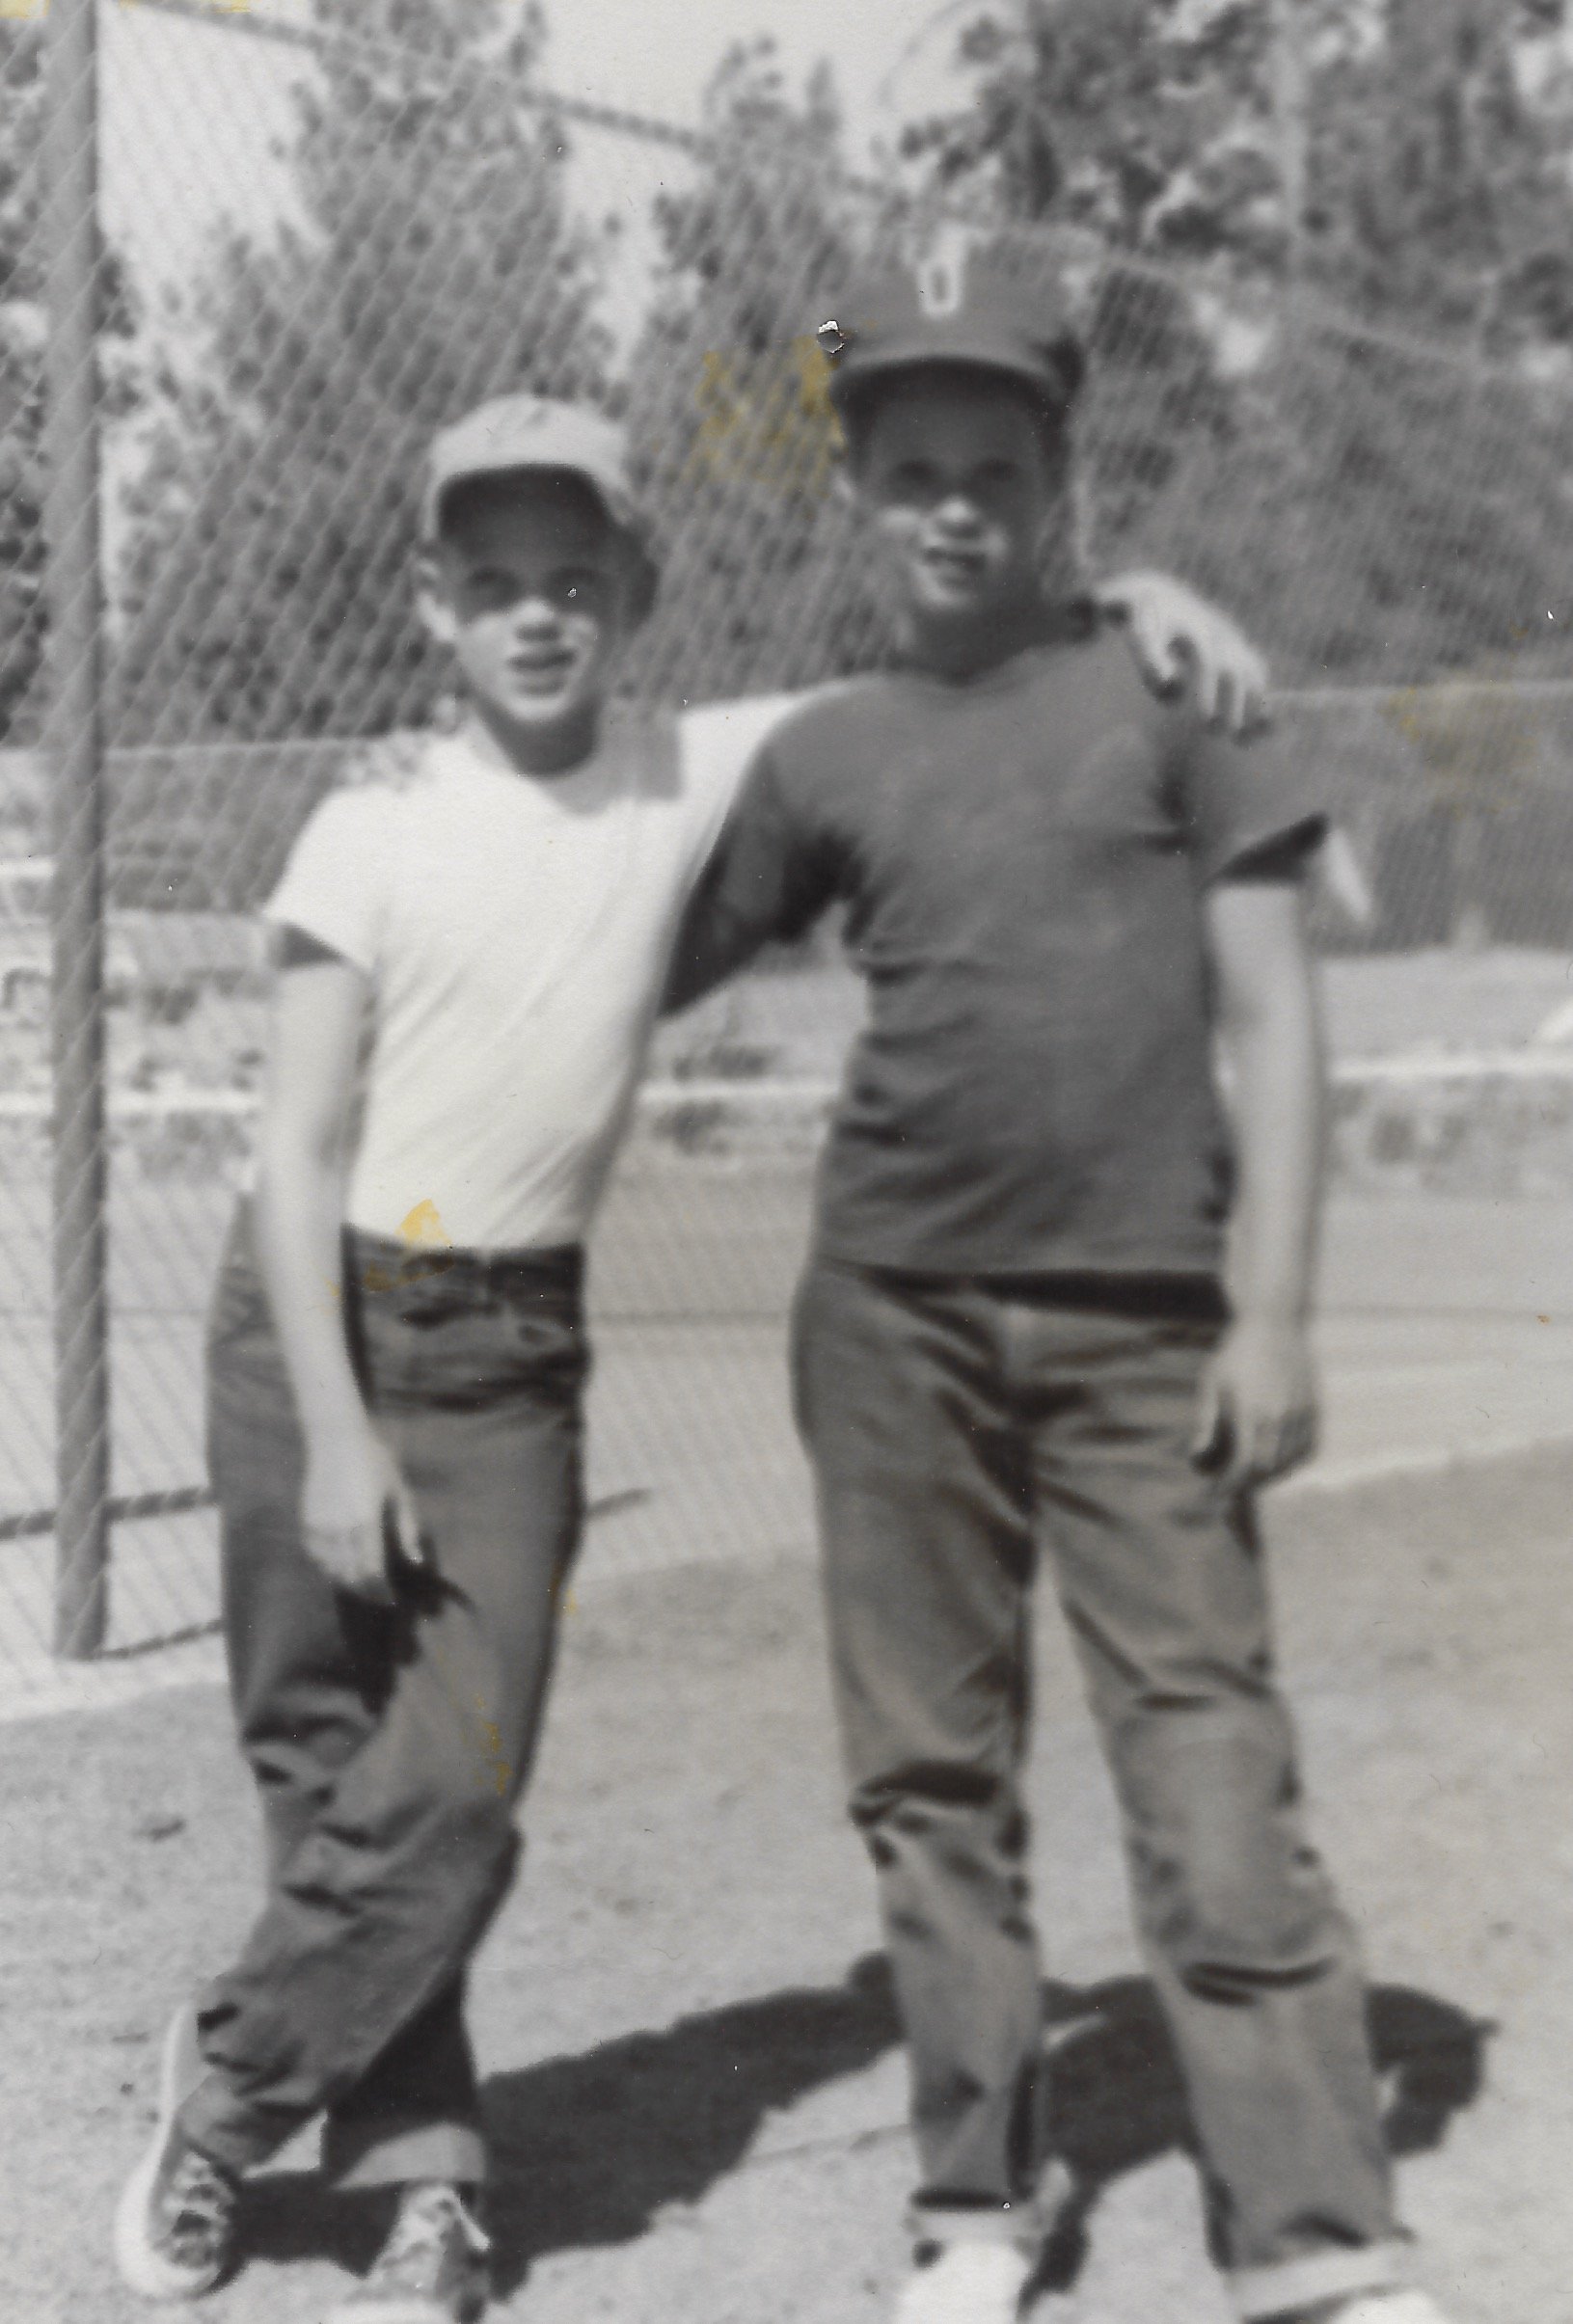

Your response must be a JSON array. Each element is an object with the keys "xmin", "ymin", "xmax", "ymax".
[{"xmin": 416, "ymin": 554, "xmax": 457, "ymax": 648}]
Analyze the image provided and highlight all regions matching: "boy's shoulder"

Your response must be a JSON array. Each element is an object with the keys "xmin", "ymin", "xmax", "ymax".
[
  {"xmin": 294, "ymin": 733, "xmax": 444, "ymax": 843},
  {"xmin": 338, "ymin": 728, "xmax": 445, "ymax": 797},
  {"xmin": 722, "ymin": 673, "xmax": 905, "ymax": 785},
  {"xmin": 1013, "ymin": 609, "xmax": 1174, "ymax": 727},
  {"xmin": 284, "ymin": 731, "xmax": 482, "ymax": 879}
]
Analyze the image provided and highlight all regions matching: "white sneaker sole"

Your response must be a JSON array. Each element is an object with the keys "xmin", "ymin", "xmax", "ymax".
[
  {"xmin": 894, "ymin": 2240, "xmax": 1032, "ymax": 2324},
  {"xmin": 113, "ymin": 2006, "xmax": 227, "ymax": 2301},
  {"xmin": 1328, "ymin": 2297, "xmax": 1452, "ymax": 2324}
]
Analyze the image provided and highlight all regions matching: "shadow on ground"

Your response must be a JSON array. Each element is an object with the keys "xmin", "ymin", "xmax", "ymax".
[
  {"xmin": 237, "ymin": 1959, "xmax": 1490, "ymax": 2298},
  {"xmin": 1026, "ymin": 1976, "xmax": 1492, "ymax": 2299}
]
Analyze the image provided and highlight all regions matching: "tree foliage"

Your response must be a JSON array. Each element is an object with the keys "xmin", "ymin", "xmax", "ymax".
[
  {"xmin": 0, "ymin": 21, "xmax": 137, "ymax": 745},
  {"xmin": 1085, "ymin": 313, "xmax": 1573, "ymax": 680},
  {"xmin": 904, "ymin": 0, "xmax": 1282, "ymax": 265},
  {"xmin": 0, "ymin": 22, "xmax": 46, "ymax": 746},
  {"xmin": 114, "ymin": 0, "xmax": 610, "ymax": 744},
  {"xmin": 1308, "ymin": 0, "xmax": 1573, "ymax": 347},
  {"xmin": 619, "ymin": 41, "xmax": 883, "ymax": 704},
  {"xmin": 903, "ymin": 0, "xmax": 1573, "ymax": 336},
  {"xmin": 901, "ymin": 0, "xmax": 1573, "ymax": 681}
]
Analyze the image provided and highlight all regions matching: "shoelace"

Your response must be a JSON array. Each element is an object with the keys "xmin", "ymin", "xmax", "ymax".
[
  {"xmin": 163, "ymin": 2148, "xmax": 235, "ymax": 2253},
  {"xmin": 375, "ymin": 2187, "xmax": 491, "ymax": 2283}
]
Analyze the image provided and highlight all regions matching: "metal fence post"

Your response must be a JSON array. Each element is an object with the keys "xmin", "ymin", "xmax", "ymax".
[{"xmin": 43, "ymin": 0, "xmax": 111, "ymax": 1658}]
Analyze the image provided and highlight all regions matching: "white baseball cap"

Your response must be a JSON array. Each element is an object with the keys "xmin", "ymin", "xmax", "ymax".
[{"xmin": 422, "ymin": 393, "xmax": 659, "ymax": 618}]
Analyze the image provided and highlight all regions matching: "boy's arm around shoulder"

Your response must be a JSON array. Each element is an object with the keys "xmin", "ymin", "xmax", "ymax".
[
  {"xmin": 1095, "ymin": 569, "xmax": 1269, "ymax": 738},
  {"xmin": 1197, "ymin": 870, "xmax": 1324, "ymax": 1495},
  {"xmin": 663, "ymin": 725, "xmax": 841, "ymax": 1016}
]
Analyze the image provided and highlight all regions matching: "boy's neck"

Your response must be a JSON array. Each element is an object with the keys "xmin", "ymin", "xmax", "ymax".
[
  {"xmin": 897, "ymin": 590, "xmax": 1088, "ymax": 683},
  {"xmin": 462, "ymin": 694, "xmax": 606, "ymax": 779}
]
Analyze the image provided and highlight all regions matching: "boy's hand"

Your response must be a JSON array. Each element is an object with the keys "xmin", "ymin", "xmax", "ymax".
[
  {"xmin": 302, "ymin": 1421, "xmax": 424, "ymax": 1603},
  {"xmin": 1192, "ymin": 1316, "xmax": 1317, "ymax": 1493},
  {"xmin": 1096, "ymin": 569, "xmax": 1270, "ymax": 738}
]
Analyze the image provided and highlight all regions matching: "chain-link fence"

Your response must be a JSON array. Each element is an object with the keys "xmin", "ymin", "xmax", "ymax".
[{"xmin": 3, "ymin": 0, "xmax": 1573, "ymax": 1685}]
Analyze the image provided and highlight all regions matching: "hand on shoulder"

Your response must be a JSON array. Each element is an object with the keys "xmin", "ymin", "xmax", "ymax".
[{"xmin": 1095, "ymin": 569, "xmax": 1270, "ymax": 740}]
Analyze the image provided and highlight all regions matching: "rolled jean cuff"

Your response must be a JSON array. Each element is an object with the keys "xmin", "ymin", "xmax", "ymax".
[
  {"xmin": 323, "ymin": 2112, "xmax": 487, "ymax": 2192},
  {"xmin": 1229, "ymin": 2240, "xmax": 1409, "ymax": 2320},
  {"xmin": 907, "ymin": 2197, "xmax": 1044, "ymax": 2256}
]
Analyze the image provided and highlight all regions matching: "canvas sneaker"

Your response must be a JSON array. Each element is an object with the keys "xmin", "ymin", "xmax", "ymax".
[
  {"xmin": 113, "ymin": 2004, "xmax": 240, "ymax": 2300},
  {"xmin": 322, "ymin": 2181, "xmax": 492, "ymax": 2324},
  {"xmin": 893, "ymin": 2238, "xmax": 1032, "ymax": 2324}
]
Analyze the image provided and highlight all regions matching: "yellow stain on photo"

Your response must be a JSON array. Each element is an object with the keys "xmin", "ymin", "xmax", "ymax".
[
  {"xmin": 475, "ymin": 1700, "xmax": 511, "ymax": 1798},
  {"xmin": 359, "ymin": 1200, "xmax": 454, "ymax": 1291},
  {"xmin": 1383, "ymin": 672, "xmax": 1539, "ymax": 818},
  {"xmin": 689, "ymin": 337, "xmax": 844, "ymax": 500},
  {"xmin": 398, "ymin": 1198, "xmax": 453, "ymax": 1251}
]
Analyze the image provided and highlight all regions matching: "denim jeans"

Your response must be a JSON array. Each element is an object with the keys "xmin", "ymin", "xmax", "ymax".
[
  {"xmin": 184, "ymin": 1203, "xmax": 588, "ymax": 2188},
  {"xmin": 792, "ymin": 1258, "xmax": 1403, "ymax": 2317}
]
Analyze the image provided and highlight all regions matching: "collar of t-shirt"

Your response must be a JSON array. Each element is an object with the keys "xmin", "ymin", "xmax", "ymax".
[
  {"xmin": 424, "ymin": 721, "xmax": 634, "ymax": 815},
  {"xmin": 884, "ymin": 593, "xmax": 1104, "ymax": 689}
]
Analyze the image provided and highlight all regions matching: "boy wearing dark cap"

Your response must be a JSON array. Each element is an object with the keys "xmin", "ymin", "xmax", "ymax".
[
  {"xmin": 114, "ymin": 384, "xmax": 1268, "ymax": 2323},
  {"xmin": 665, "ymin": 256, "xmax": 1445, "ymax": 2324}
]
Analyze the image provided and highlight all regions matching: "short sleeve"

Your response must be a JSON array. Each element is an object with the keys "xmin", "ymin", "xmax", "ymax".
[
  {"xmin": 261, "ymin": 787, "xmax": 393, "ymax": 974},
  {"xmin": 1168, "ymin": 714, "xmax": 1327, "ymax": 886}
]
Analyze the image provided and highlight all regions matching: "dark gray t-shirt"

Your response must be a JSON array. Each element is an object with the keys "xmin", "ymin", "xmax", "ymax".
[{"xmin": 666, "ymin": 617, "xmax": 1324, "ymax": 1279}]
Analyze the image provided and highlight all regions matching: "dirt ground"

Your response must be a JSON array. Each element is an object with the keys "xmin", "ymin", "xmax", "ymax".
[{"xmin": 5, "ymin": 1433, "xmax": 1573, "ymax": 2324}]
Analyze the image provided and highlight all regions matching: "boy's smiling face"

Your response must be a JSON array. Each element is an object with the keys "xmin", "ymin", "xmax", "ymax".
[
  {"xmin": 851, "ymin": 367, "xmax": 1068, "ymax": 649},
  {"xmin": 420, "ymin": 473, "xmax": 636, "ymax": 769}
]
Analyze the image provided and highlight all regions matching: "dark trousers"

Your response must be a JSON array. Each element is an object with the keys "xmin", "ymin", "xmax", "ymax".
[
  {"xmin": 792, "ymin": 1259, "xmax": 1403, "ymax": 2316},
  {"xmin": 185, "ymin": 1204, "xmax": 587, "ymax": 2187}
]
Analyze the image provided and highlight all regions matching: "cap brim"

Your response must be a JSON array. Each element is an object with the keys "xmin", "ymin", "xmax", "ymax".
[{"xmin": 828, "ymin": 331, "xmax": 1079, "ymax": 416}]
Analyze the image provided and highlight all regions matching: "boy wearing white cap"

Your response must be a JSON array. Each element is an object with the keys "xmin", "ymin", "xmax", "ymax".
[{"xmin": 114, "ymin": 389, "xmax": 1268, "ymax": 2323}]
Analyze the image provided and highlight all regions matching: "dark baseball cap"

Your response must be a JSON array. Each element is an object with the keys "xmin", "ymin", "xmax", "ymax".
[
  {"xmin": 817, "ymin": 242, "xmax": 1085, "ymax": 421},
  {"xmin": 422, "ymin": 394, "xmax": 659, "ymax": 619}
]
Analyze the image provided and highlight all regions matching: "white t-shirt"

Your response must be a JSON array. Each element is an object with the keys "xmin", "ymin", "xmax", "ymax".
[{"xmin": 263, "ymin": 699, "xmax": 797, "ymax": 1252}]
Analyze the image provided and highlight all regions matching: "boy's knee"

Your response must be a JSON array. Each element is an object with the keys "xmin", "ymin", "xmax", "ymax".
[
  {"xmin": 314, "ymin": 1743, "xmax": 520, "ymax": 1905},
  {"xmin": 1141, "ymin": 1822, "xmax": 1342, "ymax": 1987},
  {"xmin": 1114, "ymin": 1699, "xmax": 1344, "ymax": 1985},
  {"xmin": 346, "ymin": 1796, "xmax": 518, "ymax": 1957}
]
